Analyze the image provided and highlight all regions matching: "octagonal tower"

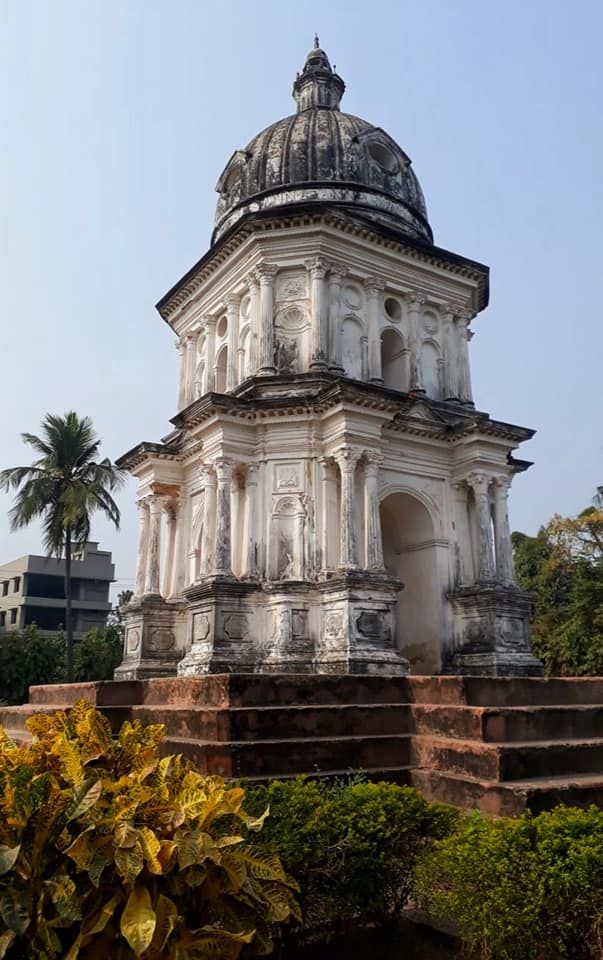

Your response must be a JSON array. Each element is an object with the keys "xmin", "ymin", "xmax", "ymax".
[{"xmin": 115, "ymin": 41, "xmax": 542, "ymax": 680}]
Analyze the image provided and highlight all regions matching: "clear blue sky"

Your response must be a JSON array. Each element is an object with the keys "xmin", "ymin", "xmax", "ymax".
[{"xmin": 1, "ymin": 0, "xmax": 602, "ymax": 596}]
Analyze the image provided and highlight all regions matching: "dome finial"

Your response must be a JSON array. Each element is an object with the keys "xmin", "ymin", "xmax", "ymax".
[
  {"xmin": 314, "ymin": 33, "xmax": 320, "ymax": 49},
  {"xmin": 293, "ymin": 40, "xmax": 345, "ymax": 112}
]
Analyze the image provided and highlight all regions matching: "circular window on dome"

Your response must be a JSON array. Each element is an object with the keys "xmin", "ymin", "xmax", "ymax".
[
  {"xmin": 368, "ymin": 141, "xmax": 398, "ymax": 174},
  {"xmin": 217, "ymin": 315, "xmax": 228, "ymax": 339},
  {"xmin": 384, "ymin": 297, "xmax": 402, "ymax": 322}
]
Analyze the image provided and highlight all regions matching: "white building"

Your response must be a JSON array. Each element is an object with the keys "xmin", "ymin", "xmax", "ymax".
[{"xmin": 116, "ymin": 41, "xmax": 542, "ymax": 680}]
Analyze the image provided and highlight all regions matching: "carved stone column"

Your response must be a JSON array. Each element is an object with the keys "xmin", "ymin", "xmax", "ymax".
[
  {"xmin": 319, "ymin": 457, "xmax": 334, "ymax": 572},
  {"xmin": 184, "ymin": 333, "xmax": 196, "ymax": 405},
  {"xmin": 168, "ymin": 501, "xmax": 184, "ymax": 597},
  {"xmin": 306, "ymin": 257, "xmax": 329, "ymax": 370},
  {"xmin": 364, "ymin": 277, "xmax": 385, "ymax": 382},
  {"xmin": 204, "ymin": 317, "xmax": 217, "ymax": 392},
  {"xmin": 406, "ymin": 292, "xmax": 425, "ymax": 392},
  {"xmin": 451, "ymin": 481, "xmax": 472, "ymax": 586},
  {"xmin": 199, "ymin": 465, "xmax": 216, "ymax": 577},
  {"xmin": 468, "ymin": 473, "xmax": 496, "ymax": 582},
  {"xmin": 162, "ymin": 502, "xmax": 177, "ymax": 597},
  {"xmin": 456, "ymin": 309, "xmax": 474, "ymax": 405},
  {"xmin": 244, "ymin": 464, "xmax": 259, "ymax": 577},
  {"xmin": 440, "ymin": 304, "xmax": 459, "ymax": 401},
  {"xmin": 135, "ymin": 498, "xmax": 150, "ymax": 597},
  {"xmin": 176, "ymin": 339, "xmax": 186, "ymax": 411},
  {"xmin": 225, "ymin": 294, "xmax": 241, "ymax": 391},
  {"xmin": 213, "ymin": 459, "xmax": 233, "ymax": 576},
  {"xmin": 257, "ymin": 264, "xmax": 278, "ymax": 375},
  {"xmin": 336, "ymin": 447, "xmax": 360, "ymax": 569},
  {"xmin": 364, "ymin": 451, "xmax": 385, "ymax": 570},
  {"xmin": 246, "ymin": 272, "xmax": 260, "ymax": 374},
  {"xmin": 230, "ymin": 470, "xmax": 242, "ymax": 576},
  {"xmin": 192, "ymin": 323, "xmax": 205, "ymax": 399},
  {"xmin": 493, "ymin": 477, "xmax": 516, "ymax": 584},
  {"xmin": 328, "ymin": 262, "xmax": 347, "ymax": 371},
  {"xmin": 145, "ymin": 495, "xmax": 163, "ymax": 595}
]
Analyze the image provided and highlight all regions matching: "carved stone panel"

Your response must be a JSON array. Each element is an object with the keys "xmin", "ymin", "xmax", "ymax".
[
  {"xmin": 193, "ymin": 612, "xmax": 211, "ymax": 643},
  {"xmin": 125, "ymin": 628, "xmax": 140, "ymax": 654},
  {"xmin": 355, "ymin": 609, "xmax": 392, "ymax": 645},
  {"xmin": 222, "ymin": 613, "xmax": 249, "ymax": 641},
  {"xmin": 276, "ymin": 272, "xmax": 307, "ymax": 301},
  {"xmin": 275, "ymin": 463, "xmax": 302, "ymax": 491},
  {"xmin": 147, "ymin": 628, "xmax": 174, "ymax": 653}
]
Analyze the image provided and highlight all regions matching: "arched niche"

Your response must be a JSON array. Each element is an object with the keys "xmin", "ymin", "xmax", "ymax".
[
  {"xmin": 422, "ymin": 340, "xmax": 441, "ymax": 398},
  {"xmin": 215, "ymin": 345, "xmax": 228, "ymax": 393},
  {"xmin": 341, "ymin": 315, "xmax": 364, "ymax": 379},
  {"xmin": 380, "ymin": 491, "xmax": 442, "ymax": 673},
  {"xmin": 381, "ymin": 328, "xmax": 409, "ymax": 391},
  {"xmin": 270, "ymin": 496, "xmax": 304, "ymax": 580},
  {"xmin": 195, "ymin": 359, "xmax": 205, "ymax": 399}
]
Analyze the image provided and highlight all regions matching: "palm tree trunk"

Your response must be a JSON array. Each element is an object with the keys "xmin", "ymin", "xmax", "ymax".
[{"xmin": 64, "ymin": 531, "xmax": 74, "ymax": 683}]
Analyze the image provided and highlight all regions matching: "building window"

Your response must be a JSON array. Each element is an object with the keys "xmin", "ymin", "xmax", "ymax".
[
  {"xmin": 10, "ymin": 609, "xmax": 17, "ymax": 625},
  {"xmin": 1, "ymin": 581, "xmax": 7, "ymax": 596},
  {"xmin": 0, "ymin": 612, "xmax": 5, "ymax": 627},
  {"xmin": 13, "ymin": 577, "xmax": 20, "ymax": 593}
]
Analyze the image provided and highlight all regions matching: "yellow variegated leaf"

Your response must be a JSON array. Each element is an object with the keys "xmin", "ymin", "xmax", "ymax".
[
  {"xmin": 239, "ymin": 806, "xmax": 269, "ymax": 832},
  {"xmin": 65, "ymin": 828, "xmax": 95, "ymax": 870},
  {"xmin": 150, "ymin": 893, "xmax": 178, "ymax": 951},
  {"xmin": 66, "ymin": 778, "xmax": 102, "ymax": 822},
  {"xmin": 216, "ymin": 834, "xmax": 244, "ymax": 848},
  {"xmin": 139, "ymin": 826, "xmax": 162, "ymax": 874},
  {"xmin": 0, "ymin": 843, "xmax": 20, "ymax": 876},
  {"xmin": 114, "ymin": 820, "xmax": 139, "ymax": 848},
  {"xmin": 114, "ymin": 841, "xmax": 144, "ymax": 883},
  {"xmin": 0, "ymin": 931, "xmax": 15, "ymax": 960},
  {"xmin": 81, "ymin": 892, "xmax": 121, "ymax": 937},
  {"xmin": 239, "ymin": 847, "xmax": 286, "ymax": 882},
  {"xmin": 44, "ymin": 875, "xmax": 81, "ymax": 921},
  {"xmin": 120, "ymin": 884, "xmax": 156, "ymax": 956}
]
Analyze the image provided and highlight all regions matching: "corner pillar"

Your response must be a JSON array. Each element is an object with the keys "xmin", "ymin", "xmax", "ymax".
[
  {"xmin": 306, "ymin": 257, "xmax": 329, "ymax": 370},
  {"xmin": 364, "ymin": 452, "xmax": 385, "ymax": 570},
  {"xmin": 364, "ymin": 277, "xmax": 385, "ymax": 382},
  {"xmin": 257, "ymin": 264, "xmax": 278, "ymax": 375}
]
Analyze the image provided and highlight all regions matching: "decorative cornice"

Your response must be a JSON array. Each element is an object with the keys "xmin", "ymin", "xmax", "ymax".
[{"xmin": 155, "ymin": 209, "xmax": 489, "ymax": 324}]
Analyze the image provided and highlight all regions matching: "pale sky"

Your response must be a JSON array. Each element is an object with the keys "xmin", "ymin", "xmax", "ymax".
[{"xmin": 1, "ymin": 0, "xmax": 602, "ymax": 597}]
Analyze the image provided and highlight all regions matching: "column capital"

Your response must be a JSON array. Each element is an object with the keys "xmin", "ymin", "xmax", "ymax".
[
  {"xmin": 198, "ymin": 462, "xmax": 214, "ymax": 484},
  {"xmin": 163, "ymin": 500, "xmax": 178, "ymax": 521},
  {"xmin": 363, "ymin": 276, "xmax": 385, "ymax": 296},
  {"xmin": 224, "ymin": 293, "xmax": 242, "ymax": 312},
  {"xmin": 245, "ymin": 270, "xmax": 260, "ymax": 292},
  {"xmin": 335, "ymin": 446, "xmax": 362, "ymax": 472},
  {"xmin": 256, "ymin": 263, "xmax": 278, "ymax": 284},
  {"xmin": 328, "ymin": 260, "xmax": 348, "ymax": 281},
  {"xmin": 175, "ymin": 337, "xmax": 186, "ymax": 354},
  {"xmin": 214, "ymin": 458, "xmax": 233, "ymax": 482},
  {"xmin": 364, "ymin": 449, "xmax": 384, "ymax": 469},
  {"xmin": 404, "ymin": 290, "xmax": 427, "ymax": 307},
  {"xmin": 438, "ymin": 301, "xmax": 456, "ymax": 320},
  {"xmin": 467, "ymin": 472, "xmax": 492, "ymax": 497},
  {"xmin": 492, "ymin": 475, "xmax": 513, "ymax": 494},
  {"xmin": 304, "ymin": 256, "xmax": 329, "ymax": 278},
  {"xmin": 147, "ymin": 493, "xmax": 164, "ymax": 513}
]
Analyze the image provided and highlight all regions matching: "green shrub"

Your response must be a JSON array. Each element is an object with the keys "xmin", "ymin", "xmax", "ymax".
[
  {"xmin": 247, "ymin": 776, "xmax": 458, "ymax": 941},
  {"xmin": 74, "ymin": 626, "xmax": 123, "ymax": 681},
  {"xmin": 0, "ymin": 701, "xmax": 299, "ymax": 959},
  {"xmin": 414, "ymin": 806, "xmax": 603, "ymax": 960},
  {"xmin": 0, "ymin": 627, "xmax": 65, "ymax": 704}
]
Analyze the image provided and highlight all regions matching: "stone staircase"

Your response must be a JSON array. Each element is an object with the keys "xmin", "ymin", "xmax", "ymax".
[{"xmin": 1, "ymin": 674, "xmax": 602, "ymax": 815}]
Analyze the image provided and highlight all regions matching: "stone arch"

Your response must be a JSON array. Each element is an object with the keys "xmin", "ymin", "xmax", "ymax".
[
  {"xmin": 381, "ymin": 327, "xmax": 409, "ymax": 391},
  {"xmin": 270, "ymin": 496, "xmax": 304, "ymax": 580},
  {"xmin": 215, "ymin": 344, "xmax": 228, "ymax": 393},
  {"xmin": 421, "ymin": 338, "xmax": 441, "ymax": 398},
  {"xmin": 380, "ymin": 490, "xmax": 443, "ymax": 673},
  {"xmin": 341, "ymin": 315, "xmax": 364, "ymax": 379}
]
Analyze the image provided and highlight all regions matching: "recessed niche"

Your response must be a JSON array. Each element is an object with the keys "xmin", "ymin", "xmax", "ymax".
[
  {"xmin": 368, "ymin": 141, "xmax": 398, "ymax": 173},
  {"xmin": 384, "ymin": 297, "xmax": 402, "ymax": 322},
  {"xmin": 216, "ymin": 315, "xmax": 228, "ymax": 338}
]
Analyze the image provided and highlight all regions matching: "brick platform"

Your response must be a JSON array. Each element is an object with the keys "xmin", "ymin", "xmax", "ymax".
[{"xmin": 1, "ymin": 675, "xmax": 602, "ymax": 816}]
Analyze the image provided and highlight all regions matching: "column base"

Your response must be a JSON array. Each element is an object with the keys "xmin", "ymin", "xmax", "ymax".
[
  {"xmin": 114, "ymin": 596, "xmax": 185, "ymax": 681},
  {"xmin": 446, "ymin": 584, "xmax": 543, "ymax": 677},
  {"xmin": 178, "ymin": 578, "xmax": 260, "ymax": 676}
]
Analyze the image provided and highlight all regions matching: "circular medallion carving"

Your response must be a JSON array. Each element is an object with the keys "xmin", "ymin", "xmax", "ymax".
[{"xmin": 342, "ymin": 283, "xmax": 362, "ymax": 310}]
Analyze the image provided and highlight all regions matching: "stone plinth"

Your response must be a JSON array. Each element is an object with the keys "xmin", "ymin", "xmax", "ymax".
[
  {"xmin": 115, "ymin": 596, "xmax": 185, "ymax": 681},
  {"xmin": 446, "ymin": 585, "xmax": 543, "ymax": 677}
]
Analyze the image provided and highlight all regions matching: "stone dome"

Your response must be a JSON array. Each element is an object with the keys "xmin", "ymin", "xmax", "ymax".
[{"xmin": 212, "ymin": 39, "xmax": 432, "ymax": 246}]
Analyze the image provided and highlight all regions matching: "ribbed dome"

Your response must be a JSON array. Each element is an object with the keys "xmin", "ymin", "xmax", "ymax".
[{"xmin": 212, "ymin": 40, "xmax": 432, "ymax": 246}]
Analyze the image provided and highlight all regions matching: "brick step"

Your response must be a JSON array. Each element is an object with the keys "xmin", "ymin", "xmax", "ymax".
[
  {"xmin": 411, "ymin": 735, "xmax": 603, "ymax": 782},
  {"xmin": 0, "ymin": 704, "xmax": 69, "ymax": 733},
  {"xmin": 412, "ymin": 704, "xmax": 603, "ymax": 743},
  {"xmin": 459, "ymin": 677, "xmax": 603, "ymax": 707},
  {"xmin": 411, "ymin": 769, "xmax": 603, "ymax": 817},
  {"xmin": 113, "ymin": 703, "xmax": 408, "ymax": 741},
  {"xmin": 161, "ymin": 734, "xmax": 411, "ymax": 779}
]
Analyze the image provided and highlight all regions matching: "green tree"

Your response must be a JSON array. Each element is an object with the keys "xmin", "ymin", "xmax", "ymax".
[
  {"xmin": 0, "ymin": 412, "xmax": 124, "ymax": 683},
  {"xmin": 106, "ymin": 588, "xmax": 134, "ymax": 643},
  {"xmin": 512, "ymin": 494, "xmax": 603, "ymax": 675}
]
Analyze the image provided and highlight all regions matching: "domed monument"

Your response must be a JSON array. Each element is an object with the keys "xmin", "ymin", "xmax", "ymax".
[{"xmin": 116, "ymin": 40, "xmax": 542, "ymax": 680}]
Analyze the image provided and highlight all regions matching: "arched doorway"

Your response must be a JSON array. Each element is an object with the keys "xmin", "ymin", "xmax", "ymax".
[
  {"xmin": 380, "ymin": 491, "xmax": 442, "ymax": 673},
  {"xmin": 381, "ymin": 328, "xmax": 408, "ymax": 391}
]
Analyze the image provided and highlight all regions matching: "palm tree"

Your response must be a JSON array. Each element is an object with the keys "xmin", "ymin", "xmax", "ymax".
[{"xmin": 0, "ymin": 412, "xmax": 124, "ymax": 682}]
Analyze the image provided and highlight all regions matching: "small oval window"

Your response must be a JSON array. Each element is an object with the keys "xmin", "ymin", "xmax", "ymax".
[
  {"xmin": 217, "ymin": 315, "xmax": 228, "ymax": 338},
  {"xmin": 384, "ymin": 297, "xmax": 402, "ymax": 321},
  {"xmin": 368, "ymin": 141, "xmax": 398, "ymax": 173}
]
